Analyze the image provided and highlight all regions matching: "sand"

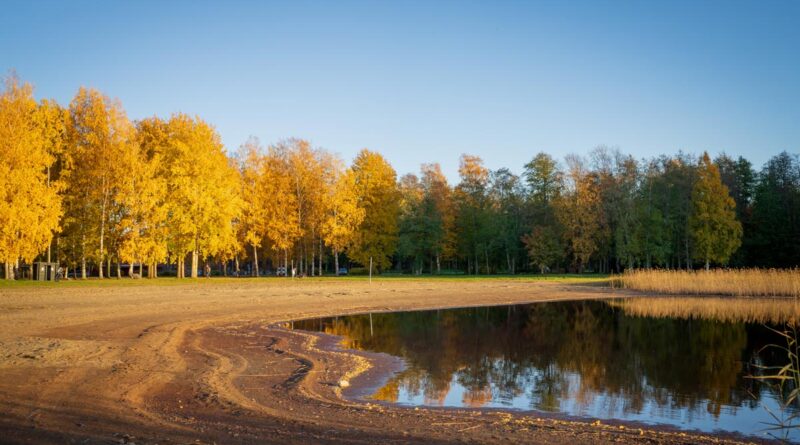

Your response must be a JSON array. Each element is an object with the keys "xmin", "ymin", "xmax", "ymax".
[{"xmin": 0, "ymin": 279, "xmax": 764, "ymax": 444}]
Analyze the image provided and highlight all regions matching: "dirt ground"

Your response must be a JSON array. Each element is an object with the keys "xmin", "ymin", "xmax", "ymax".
[{"xmin": 0, "ymin": 279, "xmax": 767, "ymax": 444}]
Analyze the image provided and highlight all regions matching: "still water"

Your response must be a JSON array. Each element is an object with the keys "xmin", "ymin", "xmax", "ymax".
[{"xmin": 292, "ymin": 299, "xmax": 799, "ymax": 441}]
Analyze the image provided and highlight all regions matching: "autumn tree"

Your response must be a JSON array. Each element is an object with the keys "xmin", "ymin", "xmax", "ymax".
[
  {"xmin": 161, "ymin": 114, "xmax": 241, "ymax": 278},
  {"xmin": 64, "ymin": 88, "xmax": 134, "ymax": 278},
  {"xmin": 322, "ymin": 166, "xmax": 365, "ymax": 275},
  {"xmin": 555, "ymin": 155, "xmax": 603, "ymax": 273},
  {"xmin": 235, "ymin": 137, "xmax": 268, "ymax": 276},
  {"xmin": 280, "ymin": 139, "xmax": 332, "ymax": 276},
  {"xmin": 689, "ymin": 153, "xmax": 742, "ymax": 270},
  {"xmin": 265, "ymin": 147, "xmax": 302, "ymax": 272},
  {"xmin": 117, "ymin": 117, "xmax": 170, "ymax": 278},
  {"xmin": 0, "ymin": 75, "xmax": 62, "ymax": 279},
  {"xmin": 350, "ymin": 149, "xmax": 400, "ymax": 272}
]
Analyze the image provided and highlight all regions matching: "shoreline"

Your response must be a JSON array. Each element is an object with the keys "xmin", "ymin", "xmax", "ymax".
[
  {"xmin": 0, "ymin": 279, "xmax": 779, "ymax": 444},
  {"xmin": 279, "ymin": 305, "xmax": 781, "ymax": 445}
]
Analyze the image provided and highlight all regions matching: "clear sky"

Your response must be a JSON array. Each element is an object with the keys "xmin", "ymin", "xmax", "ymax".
[{"xmin": 2, "ymin": 0, "xmax": 798, "ymax": 181}]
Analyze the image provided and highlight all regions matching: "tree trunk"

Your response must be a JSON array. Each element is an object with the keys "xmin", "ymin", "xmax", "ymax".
[
  {"xmin": 319, "ymin": 237, "xmax": 323, "ymax": 276},
  {"xmin": 334, "ymin": 248, "xmax": 340, "ymax": 276},
  {"xmin": 116, "ymin": 261, "xmax": 121, "ymax": 279},
  {"xmin": 705, "ymin": 258, "xmax": 710, "ymax": 271},
  {"xmin": 81, "ymin": 235, "xmax": 87, "ymax": 279},
  {"xmin": 99, "ymin": 196, "xmax": 106, "ymax": 279},
  {"xmin": 252, "ymin": 244, "xmax": 259, "ymax": 277},
  {"xmin": 685, "ymin": 236, "xmax": 691, "ymax": 271},
  {"xmin": 235, "ymin": 256, "xmax": 240, "ymax": 276},
  {"xmin": 191, "ymin": 250, "xmax": 198, "ymax": 278},
  {"xmin": 311, "ymin": 232, "xmax": 315, "ymax": 277},
  {"xmin": 436, "ymin": 253, "xmax": 441, "ymax": 274},
  {"xmin": 107, "ymin": 257, "xmax": 111, "ymax": 279}
]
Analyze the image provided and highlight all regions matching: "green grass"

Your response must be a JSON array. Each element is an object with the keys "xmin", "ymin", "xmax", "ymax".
[{"xmin": 0, "ymin": 273, "xmax": 609, "ymax": 288}]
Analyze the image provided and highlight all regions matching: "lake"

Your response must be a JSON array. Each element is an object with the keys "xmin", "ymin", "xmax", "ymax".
[{"xmin": 291, "ymin": 299, "xmax": 799, "ymax": 441}]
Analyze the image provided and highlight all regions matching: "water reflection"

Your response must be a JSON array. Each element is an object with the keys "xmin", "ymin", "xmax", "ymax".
[{"xmin": 292, "ymin": 299, "xmax": 798, "ymax": 440}]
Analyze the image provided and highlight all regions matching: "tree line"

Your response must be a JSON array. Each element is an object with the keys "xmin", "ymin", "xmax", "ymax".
[{"xmin": 2, "ymin": 75, "xmax": 798, "ymax": 279}]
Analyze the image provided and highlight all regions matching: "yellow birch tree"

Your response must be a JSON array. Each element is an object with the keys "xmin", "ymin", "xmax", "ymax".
[
  {"xmin": 65, "ymin": 88, "xmax": 134, "ymax": 278},
  {"xmin": 162, "ymin": 114, "xmax": 241, "ymax": 278},
  {"xmin": 0, "ymin": 75, "xmax": 62, "ymax": 279},
  {"xmin": 349, "ymin": 149, "xmax": 400, "ymax": 272},
  {"xmin": 322, "ymin": 166, "xmax": 365, "ymax": 275}
]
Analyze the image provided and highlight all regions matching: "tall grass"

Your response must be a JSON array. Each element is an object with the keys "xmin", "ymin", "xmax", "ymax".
[
  {"xmin": 618, "ymin": 268, "xmax": 800, "ymax": 298},
  {"xmin": 609, "ymin": 297, "xmax": 800, "ymax": 324},
  {"xmin": 748, "ymin": 323, "xmax": 800, "ymax": 440}
]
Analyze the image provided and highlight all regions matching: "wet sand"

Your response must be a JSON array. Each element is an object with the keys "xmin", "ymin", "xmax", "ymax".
[{"xmin": 0, "ymin": 279, "xmax": 767, "ymax": 444}]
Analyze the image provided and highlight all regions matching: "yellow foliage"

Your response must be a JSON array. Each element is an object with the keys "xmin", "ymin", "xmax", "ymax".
[
  {"xmin": 161, "ymin": 114, "xmax": 242, "ymax": 276},
  {"xmin": 117, "ymin": 117, "xmax": 170, "ymax": 268},
  {"xmin": 0, "ymin": 75, "xmax": 62, "ymax": 268},
  {"xmin": 349, "ymin": 149, "xmax": 400, "ymax": 270},
  {"xmin": 322, "ymin": 167, "xmax": 365, "ymax": 254},
  {"xmin": 63, "ymin": 87, "xmax": 135, "ymax": 277}
]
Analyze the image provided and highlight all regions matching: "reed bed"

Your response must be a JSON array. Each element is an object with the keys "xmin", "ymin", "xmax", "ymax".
[
  {"xmin": 609, "ymin": 297, "xmax": 800, "ymax": 324},
  {"xmin": 618, "ymin": 268, "xmax": 800, "ymax": 298}
]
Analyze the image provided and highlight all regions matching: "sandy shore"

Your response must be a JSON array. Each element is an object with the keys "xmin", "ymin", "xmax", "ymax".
[{"xmin": 0, "ymin": 279, "xmax": 765, "ymax": 444}]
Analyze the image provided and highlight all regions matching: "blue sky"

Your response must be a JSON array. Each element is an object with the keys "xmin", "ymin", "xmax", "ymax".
[{"xmin": 2, "ymin": 0, "xmax": 798, "ymax": 181}]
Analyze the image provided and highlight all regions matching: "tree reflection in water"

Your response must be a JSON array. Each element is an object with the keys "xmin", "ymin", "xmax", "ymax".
[{"xmin": 292, "ymin": 299, "xmax": 797, "ymax": 438}]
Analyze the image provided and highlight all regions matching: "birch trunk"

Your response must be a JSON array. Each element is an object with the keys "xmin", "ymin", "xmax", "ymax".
[
  {"xmin": 99, "ymin": 187, "xmax": 107, "ymax": 279},
  {"xmin": 191, "ymin": 249, "xmax": 198, "ymax": 278},
  {"xmin": 81, "ymin": 235, "xmax": 87, "ymax": 279},
  {"xmin": 252, "ymin": 244, "xmax": 259, "ymax": 277}
]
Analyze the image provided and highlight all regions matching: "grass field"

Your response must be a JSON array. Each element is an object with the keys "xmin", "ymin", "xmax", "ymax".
[
  {"xmin": 0, "ymin": 273, "xmax": 610, "ymax": 288},
  {"xmin": 618, "ymin": 268, "xmax": 800, "ymax": 298}
]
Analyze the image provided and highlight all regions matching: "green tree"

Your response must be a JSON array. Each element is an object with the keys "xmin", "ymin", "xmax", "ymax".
[
  {"xmin": 748, "ymin": 152, "xmax": 800, "ymax": 267},
  {"xmin": 454, "ymin": 155, "xmax": 491, "ymax": 274},
  {"xmin": 524, "ymin": 153, "xmax": 561, "ymax": 204},
  {"xmin": 689, "ymin": 152, "xmax": 742, "ymax": 269},
  {"xmin": 522, "ymin": 227, "xmax": 562, "ymax": 274}
]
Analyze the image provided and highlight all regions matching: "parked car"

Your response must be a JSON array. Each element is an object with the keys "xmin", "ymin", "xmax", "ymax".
[
  {"xmin": 337, "ymin": 267, "xmax": 348, "ymax": 276},
  {"xmin": 276, "ymin": 266, "xmax": 287, "ymax": 277}
]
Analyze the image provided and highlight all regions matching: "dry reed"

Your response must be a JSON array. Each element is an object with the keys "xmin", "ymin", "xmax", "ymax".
[
  {"xmin": 618, "ymin": 268, "xmax": 800, "ymax": 298},
  {"xmin": 609, "ymin": 297, "xmax": 800, "ymax": 324}
]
